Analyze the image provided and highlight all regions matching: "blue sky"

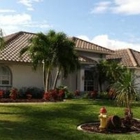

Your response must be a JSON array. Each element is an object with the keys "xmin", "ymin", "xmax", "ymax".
[{"xmin": 0, "ymin": 0, "xmax": 140, "ymax": 51}]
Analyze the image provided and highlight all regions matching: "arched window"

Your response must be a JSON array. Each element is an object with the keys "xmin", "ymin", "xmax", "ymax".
[{"xmin": 0, "ymin": 66, "xmax": 12, "ymax": 87}]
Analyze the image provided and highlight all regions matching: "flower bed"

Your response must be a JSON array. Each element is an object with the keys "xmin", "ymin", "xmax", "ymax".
[{"xmin": 77, "ymin": 118, "xmax": 140, "ymax": 134}]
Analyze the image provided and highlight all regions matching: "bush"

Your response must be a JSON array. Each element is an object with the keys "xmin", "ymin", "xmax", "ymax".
[{"xmin": 18, "ymin": 87, "xmax": 44, "ymax": 99}]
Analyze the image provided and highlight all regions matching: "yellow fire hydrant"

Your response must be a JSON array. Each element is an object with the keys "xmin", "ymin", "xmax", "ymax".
[{"xmin": 99, "ymin": 107, "xmax": 107, "ymax": 131}]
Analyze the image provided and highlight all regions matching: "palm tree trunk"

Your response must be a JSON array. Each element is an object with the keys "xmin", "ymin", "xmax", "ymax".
[
  {"xmin": 52, "ymin": 67, "xmax": 61, "ymax": 89},
  {"xmin": 43, "ymin": 63, "xmax": 46, "ymax": 90},
  {"xmin": 45, "ymin": 68, "xmax": 51, "ymax": 92}
]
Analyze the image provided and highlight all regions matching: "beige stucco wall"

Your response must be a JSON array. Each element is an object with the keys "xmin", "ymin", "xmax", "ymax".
[{"xmin": 9, "ymin": 63, "xmax": 43, "ymax": 89}]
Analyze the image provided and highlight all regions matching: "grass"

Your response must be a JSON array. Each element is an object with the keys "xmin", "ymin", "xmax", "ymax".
[{"xmin": 0, "ymin": 99, "xmax": 140, "ymax": 140}]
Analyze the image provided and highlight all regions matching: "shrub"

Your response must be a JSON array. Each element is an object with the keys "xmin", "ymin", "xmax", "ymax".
[
  {"xmin": 9, "ymin": 87, "xmax": 18, "ymax": 100},
  {"xmin": 18, "ymin": 87, "xmax": 44, "ymax": 99}
]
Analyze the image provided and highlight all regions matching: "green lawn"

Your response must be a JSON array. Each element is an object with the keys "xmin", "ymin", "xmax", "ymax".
[{"xmin": 0, "ymin": 99, "xmax": 140, "ymax": 140}]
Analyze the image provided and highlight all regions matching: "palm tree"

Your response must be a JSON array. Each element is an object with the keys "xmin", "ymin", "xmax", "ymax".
[
  {"xmin": 96, "ymin": 60, "xmax": 108, "ymax": 92},
  {"xmin": 51, "ymin": 32, "xmax": 80, "ymax": 89},
  {"xmin": 20, "ymin": 30, "xmax": 80, "ymax": 92},
  {"xmin": 113, "ymin": 69, "xmax": 137, "ymax": 108},
  {"xmin": 0, "ymin": 29, "xmax": 5, "ymax": 49}
]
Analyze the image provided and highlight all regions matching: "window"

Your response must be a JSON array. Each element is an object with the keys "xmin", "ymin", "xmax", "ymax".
[
  {"xmin": 0, "ymin": 66, "xmax": 12, "ymax": 87},
  {"xmin": 84, "ymin": 70, "xmax": 94, "ymax": 91},
  {"xmin": 84, "ymin": 69, "xmax": 98, "ymax": 92}
]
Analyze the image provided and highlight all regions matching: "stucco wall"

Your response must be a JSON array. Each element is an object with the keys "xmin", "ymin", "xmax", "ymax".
[{"xmin": 9, "ymin": 63, "xmax": 43, "ymax": 89}]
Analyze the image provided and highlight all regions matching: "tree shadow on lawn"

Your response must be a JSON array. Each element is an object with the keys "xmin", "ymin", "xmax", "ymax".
[
  {"xmin": 0, "ymin": 103, "xmax": 101, "ymax": 140},
  {"xmin": 93, "ymin": 99, "xmax": 117, "ymax": 107}
]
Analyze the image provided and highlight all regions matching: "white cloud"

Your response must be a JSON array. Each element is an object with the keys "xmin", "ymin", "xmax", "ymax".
[
  {"xmin": 18, "ymin": 0, "xmax": 43, "ymax": 11},
  {"xmin": 0, "ymin": 13, "xmax": 31, "ymax": 25},
  {"xmin": 91, "ymin": 0, "xmax": 140, "ymax": 15},
  {"xmin": 0, "ymin": 9, "xmax": 16, "ymax": 13},
  {"xmin": 77, "ymin": 34, "xmax": 140, "ymax": 52},
  {"xmin": 91, "ymin": 1, "xmax": 111, "ymax": 14},
  {"xmin": 0, "ymin": 13, "xmax": 52, "ymax": 35},
  {"xmin": 113, "ymin": 0, "xmax": 140, "ymax": 15}
]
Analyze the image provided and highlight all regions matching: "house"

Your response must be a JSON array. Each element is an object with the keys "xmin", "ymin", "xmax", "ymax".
[
  {"xmin": 106, "ymin": 48, "xmax": 140, "ymax": 90},
  {"xmin": 0, "ymin": 31, "xmax": 113, "ymax": 92}
]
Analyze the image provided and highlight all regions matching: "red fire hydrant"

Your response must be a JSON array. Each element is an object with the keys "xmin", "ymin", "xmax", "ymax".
[{"xmin": 99, "ymin": 107, "xmax": 108, "ymax": 131}]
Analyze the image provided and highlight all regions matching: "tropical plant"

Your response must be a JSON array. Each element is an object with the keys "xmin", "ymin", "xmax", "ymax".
[
  {"xmin": 112, "ymin": 69, "xmax": 138, "ymax": 108},
  {"xmin": 96, "ymin": 60, "xmax": 108, "ymax": 92},
  {"xmin": 49, "ymin": 32, "xmax": 80, "ymax": 89},
  {"xmin": 20, "ymin": 30, "xmax": 80, "ymax": 92},
  {"xmin": 96, "ymin": 60, "xmax": 127, "ymax": 92},
  {"xmin": 0, "ymin": 29, "xmax": 5, "ymax": 49}
]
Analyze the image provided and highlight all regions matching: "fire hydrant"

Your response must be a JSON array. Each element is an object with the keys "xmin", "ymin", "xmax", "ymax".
[{"xmin": 99, "ymin": 107, "xmax": 107, "ymax": 131}]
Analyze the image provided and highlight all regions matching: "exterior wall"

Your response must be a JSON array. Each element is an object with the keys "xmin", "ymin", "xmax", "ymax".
[
  {"xmin": 9, "ymin": 63, "xmax": 43, "ymax": 89},
  {"xmin": 61, "ymin": 72, "xmax": 77, "ymax": 92}
]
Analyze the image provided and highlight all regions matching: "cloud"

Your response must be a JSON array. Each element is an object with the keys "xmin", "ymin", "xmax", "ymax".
[
  {"xmin": 18, "ymin": 0, "xmax": 43, "ymax": 11},
  {"xmin": 77, "ymin": 34, "xmax": 140, "ymax": 51},
  {"xmin": 0, "ymin": 13, "xmax": 31, "ymax": 25},
  {"xmin": 0, "ymin": 9, "xmax": 16, "ymax": 13},
  {"xmin": 91, "ymin": 1, "xmax": 111, "ymax": 14},
  {"xmin": 113, "ymin": 0, "xmax": 140, "ymax": 15},
  {"xmin": 0, "ymin": 13, "xmax": 52, "ymax": 35},
  {"xmin": 91, "ymin": 0, "xmax": 140, "ymax": 15}
]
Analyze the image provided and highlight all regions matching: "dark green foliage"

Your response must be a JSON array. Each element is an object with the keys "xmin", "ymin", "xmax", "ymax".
[
  {"xmin": 113, "ymin": 69, "xmax": 138, "ymax": 108},
  {"xmin": 18, "ymin": 87, "xmax": 44, "ymax": 99}
]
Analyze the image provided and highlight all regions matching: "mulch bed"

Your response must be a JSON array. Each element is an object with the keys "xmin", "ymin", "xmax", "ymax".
[{"xmin": 78, "ymin": 118, "xmax": 140, "ymax": 134}]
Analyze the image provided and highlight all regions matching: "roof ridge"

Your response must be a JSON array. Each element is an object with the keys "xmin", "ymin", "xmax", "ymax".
[
  {"xmin": 4, "ymin": 31, "xmax": 36, "ymax": 44},
  {"xmin": 126, "ymin": 48, "xmax": 137, "ymax": 67},
  {"xmin": 4, "ymin": 31, "xmax": 23, "ymax": 44}
]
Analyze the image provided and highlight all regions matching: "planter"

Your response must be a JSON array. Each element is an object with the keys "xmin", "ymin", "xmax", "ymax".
[{"xmin": 106, "ymin": 115, "xmax": 122, "ymax": 129}]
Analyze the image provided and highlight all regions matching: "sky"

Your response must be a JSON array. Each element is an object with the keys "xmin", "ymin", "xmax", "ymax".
[{"xmin": 0, "ymin": 0, "xmax": 140, "ymax": 51}]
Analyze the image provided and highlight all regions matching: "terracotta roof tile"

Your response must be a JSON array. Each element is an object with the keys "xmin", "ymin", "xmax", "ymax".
[
  {"xmin": 106, "ymin": 48, "xmax": 140, "ymax": 67},
  {"xmin": 1, "ymin": 31, "xmax": 35, "ymax": 63},
  {"xmin": 72, "ymin": 37, "xmax": 114, "ymax": 54},
  {"xmin": 0, "ymin": 31, "xmax": 113, "ymax": 63}
]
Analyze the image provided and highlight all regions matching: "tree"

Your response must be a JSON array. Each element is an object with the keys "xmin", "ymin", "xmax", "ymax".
[
  {"xmin": 96, "ymin": 60, "xmax": 127, "ymax": 92},
  {"xmin": 113, "ymin": 69, "xmax": 138, "ymax": 108},
  {"xmin": 51, "ymin": 32, "xmax": 80, "ymax": 89},
  {"xmin": 20, "ymin": 30, "xmax": 80, "ymax": 92},
  {"xmin": 96, "ymin": 60, "xmax": 108, "ymax": 92},
  {"xmin": 0, "ymin": 29, "xmax": 5, "ymax": 49}
]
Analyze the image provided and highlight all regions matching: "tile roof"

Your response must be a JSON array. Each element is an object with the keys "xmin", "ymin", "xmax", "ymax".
[
  {"xmin": 106, "ymin": 48, "xmax": 140, "ymax": 67},
  {"xmin": 0, "ymin": 31, "xmax": 113, "ymax": 64},
  {"xmin": 1, "ymin": 31, "xmax": 35, "ymax": 63},
  {"xmin": 72, "ymin": 37, "xmax": 114, "ymax": 54}
]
